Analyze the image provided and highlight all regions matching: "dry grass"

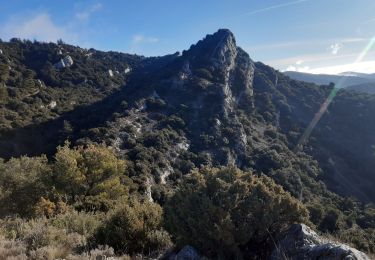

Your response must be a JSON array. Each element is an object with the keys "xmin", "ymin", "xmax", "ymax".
[
  {"xmin": 0, "ymin": 236, "xmax": 27, "ymax": 260},
  {"xmin": 0, "ymin": 215, "xmax": 145, "ymax": 259}
]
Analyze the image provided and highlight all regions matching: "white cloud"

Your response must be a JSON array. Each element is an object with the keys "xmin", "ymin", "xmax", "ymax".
[
  {"xmin": 329, "ymin": 43, "xmax": 343, "ymax": 55},
  {"xmin": 0, "ymin": 13, "xmax": 77, "ymax": 42},
  {"xmin": 75, "ymin": 3, "xmax": 102, "ymax": 21},
  {"xmin": 296, "ymin": 60, "xmax": 303, "ymax": 65},
  {"xmin": 285, "ymin": 65, "xmax": 310, "ymax": 72},
  {"xmin": 285, "ymin": 61, "xmax": 375, "ymax": 74},
  {"xmin": 242, "ymin": 0, "xmax": 309, "ymax": 16},
  {"xmin": 286, "ymin": 65, "xmax": 297, "ymax": 71},
  {"xmin": 308, "ymin": 61, "xmax": 375, "ymax": 74},
  {"xmin": 132, "ymin": 34, "xmax": 159, "ymax": 44}
]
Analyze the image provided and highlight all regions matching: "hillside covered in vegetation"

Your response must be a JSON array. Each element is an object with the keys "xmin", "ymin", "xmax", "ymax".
[{"xmin": 0, "ymin": 30, "xmax": 374, "ymax": 259}]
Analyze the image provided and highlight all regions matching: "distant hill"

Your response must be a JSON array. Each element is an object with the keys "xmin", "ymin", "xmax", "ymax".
[
  {"xmin": 346, "ymin": 82, "xmax": 375, "ymax": 94},
  {"xmin": 339, "ymin": 71, "xmax": 375, "ymax": 79},
  {"xmin": 284, "ymin": 71, "xmax": 375, "ymax": 88}
]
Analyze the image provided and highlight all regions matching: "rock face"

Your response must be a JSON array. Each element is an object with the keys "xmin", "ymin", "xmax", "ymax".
[
  {"xmin": 185, "ymin": 29, "xmax": 254, "ymax": 115},
  {"xmin": 54, "ymin": 55, "xmax": 74, "ymax": 69},
  {"xmin": 270, "ymin": 224, "xmax": 370, "ymax": 260},
  {"xmin": 172, "ymin": 29, "xmax": 255, "ymax": 165}
]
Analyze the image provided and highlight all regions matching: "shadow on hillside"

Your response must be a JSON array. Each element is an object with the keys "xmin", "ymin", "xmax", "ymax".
[{"xmin": 0, "ymin": 80, "xmax": 141, "ymax": 159}]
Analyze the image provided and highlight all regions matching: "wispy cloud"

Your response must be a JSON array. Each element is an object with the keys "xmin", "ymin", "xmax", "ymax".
[
  {"xmin": 75, "ymin": 3, "xmax": 102, "ymax": 21},
  {"xmin": 127, "ymin": 34, "xmax": 160, "ymax": 55},
  {"xmin": 132, "ymin": 34, "xmax": 159, "ymax": 44},
  {"xmin": 0, "ymin": 13, "xmax": 77, "ymax": 42},
  {"xmin": 285, "ymin": 65, "xmax": 310, "ymax": 72},
  {"xmin": 268, "ymin": 52, "xmax": 360, "ymax": 68},
  {"xmin": 0, "ymin": 4, "xmax": 104, "ymax": 45},
  {"xmin": 363, "ymin": 18, "xmax": 375, "ymax": 24},
  {"xmin": 285, "ymin": 60, "xmax": 309, "ymax": 72},
  {"xmin": 329, "ymin": 43, "xmax": 343, "ymax": 55},
  {"xmin": 241, "ymin": 0, "xmax": 309, "ymax": 16},
  {"xmin": 247, "ymin": 38, "xmax": 365, "ymax": 52}
]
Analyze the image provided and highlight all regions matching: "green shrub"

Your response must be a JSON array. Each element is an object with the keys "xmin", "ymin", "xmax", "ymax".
[
  {"xmin": 164, "ymin": 166, "xmax": 308, "ymax": 258},
  {"xmin": 0, "ymin": 156, "xmax": 50, "ymax": 217},
  {"xmin": 94, "ymin": 199, "xmax": 172, "ymax": 255},
  {"xmin": 50, "ymin": 211, "xmax": 103, "ymax": 238},
  {"xmin": 52, "ymin": 142, "xmax": 129, "ymax": 211}
]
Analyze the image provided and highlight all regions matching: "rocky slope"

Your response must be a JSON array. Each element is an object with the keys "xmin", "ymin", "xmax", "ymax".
[{"xmin": 0, "ymin": 29, "xmax": 374, "ymax": 255}]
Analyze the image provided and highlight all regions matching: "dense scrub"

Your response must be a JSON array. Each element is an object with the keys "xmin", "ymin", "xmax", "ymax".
[
  {"xmin": 0, "ymin": 143, "xmax": 373, "ymax": 258},
  {"xmin": 164, "ymin": 166, "xmax": 308, "ymax": 258},
  {"xmin": 0, "ymin": 143, "xmax": 171, "ymax": 258},
  {"xmin": 0, "ymin": 39, "xmax": 141, "ymax": 132}
]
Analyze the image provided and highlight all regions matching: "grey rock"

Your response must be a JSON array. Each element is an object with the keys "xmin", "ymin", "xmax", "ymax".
[
  {"xmin": 54, "ymin": 55, "xmax": 74, "ymax": 69},
  {"xmin": 270, "ymin": 224, "xmax": 370, "ymax": 260},
  {"xmin": 47, "ymin": 101, "xmax": 57, "ymax": 109},
  {"xmin": 169, "ymin": 245, "xmax": 200, "ymax": 260}
]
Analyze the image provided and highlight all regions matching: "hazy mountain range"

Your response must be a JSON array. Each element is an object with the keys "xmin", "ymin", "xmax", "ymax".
[{"xmin": 284, "ymin": 70, "xmax": 375, "ymax": 93}]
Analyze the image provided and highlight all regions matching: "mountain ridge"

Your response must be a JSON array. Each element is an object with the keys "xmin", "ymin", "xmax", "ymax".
[{"xmin": 0, "ymin": 29, "xmax": 374, "ymax": 256}]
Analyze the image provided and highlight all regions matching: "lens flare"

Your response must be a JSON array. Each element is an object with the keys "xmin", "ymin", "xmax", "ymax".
[
  {"xmin": 355, "ymin": 36, "xmax": 375, "ymax": 63},
  {"xmin": 296, "ymin": 36, "xmax": 375, "ymax": 150}
]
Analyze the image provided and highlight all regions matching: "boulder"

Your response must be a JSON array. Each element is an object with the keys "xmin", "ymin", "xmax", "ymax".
[
  {"xmin": 168, "ymin": 245, "xmax": 200, "ymax": 260},
  {"xmin": 47, "ymin": 101, "xmax": 57, "ymax": 109},
  {"xmin": 270, "ymin": 224, "xmax": 370, "ymax": 260},
  {"xmin": 54, "ymin": 55, "xmax": 74, "ymax": 69}
]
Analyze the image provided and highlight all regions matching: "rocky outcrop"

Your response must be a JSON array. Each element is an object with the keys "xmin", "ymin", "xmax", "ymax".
[
  {"xmin": 270, "ymin": 224, "xmax": 370, "ymax": 260},
  {"xmin": 186, "ymin": 29, "xmax": 254, "ymax": 116},
  {"xmin": 47, "ymin": 101, "xmax": 57, "ymax": 109},
  {"xmin": 54, "ymin": 55, "xmax": 74, "ymax": 69},
  {"xmin": 124, "ymin": 67, "xmax": 131, "ymax": 74},
  {"xmin": 165, "ymin": 224, "xmax": 369, "ymax": 260}
]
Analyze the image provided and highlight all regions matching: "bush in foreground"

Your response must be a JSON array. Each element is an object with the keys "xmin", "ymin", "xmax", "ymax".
[
  {"xmin": 164, "ymin": 166, "xmax": 309, "ymax": 259},
  {"xmin": 94, "ymin": 199, "xmax": 172, "ymax": 255}
]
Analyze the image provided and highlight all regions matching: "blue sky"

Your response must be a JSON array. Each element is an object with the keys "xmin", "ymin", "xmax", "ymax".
[{"xmin": 1, "ymin": 0, "xmax": 375, "ymax": 74}]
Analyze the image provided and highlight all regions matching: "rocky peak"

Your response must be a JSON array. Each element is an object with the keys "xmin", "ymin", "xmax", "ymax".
[
  {"xmin": 209, "ymin": 29, "xmax": 237, "ymax": 68},
  {"xmin": 184, "ymin": 29, "xmax": 237, "ymax": 68}
]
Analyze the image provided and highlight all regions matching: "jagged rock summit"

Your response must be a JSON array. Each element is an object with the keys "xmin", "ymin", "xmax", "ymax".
[
  {"xmin": 185, "ymin": 29, "xmax": 237, "ymax": 66},
  {"xmin": 175, "ymin": 29, "xmax": 255, "ymax": 164}
]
